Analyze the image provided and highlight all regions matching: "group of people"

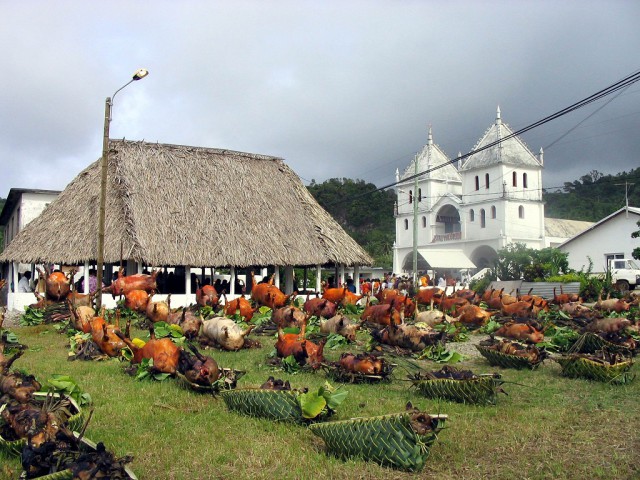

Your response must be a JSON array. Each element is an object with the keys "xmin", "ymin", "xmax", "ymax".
[
  {"xmin": 15, "ymin": 268, "xmax": 104, "ymax": 295},
  {"xmin": 356, "ymin": 270, "xmax": 469, "ymax": 296}
]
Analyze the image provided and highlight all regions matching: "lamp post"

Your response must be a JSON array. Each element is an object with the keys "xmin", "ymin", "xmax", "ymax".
[{"xmin": 96, "ymin": 68, "xmax": 149, "ymax": 309}]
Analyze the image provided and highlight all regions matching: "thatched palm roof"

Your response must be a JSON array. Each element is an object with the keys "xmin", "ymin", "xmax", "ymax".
[{"xmin": 0, "ymin": 140, "xmax": 373, "ymax": 268}]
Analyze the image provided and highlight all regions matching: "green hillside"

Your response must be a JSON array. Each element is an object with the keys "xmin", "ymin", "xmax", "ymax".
[
  {"xmin": 544, "ymin": 168, "xmax": 639, "ymax": 221},
  {"xmin": 306, "ymin": 169, "xmax": 639, "ymax": 268}
]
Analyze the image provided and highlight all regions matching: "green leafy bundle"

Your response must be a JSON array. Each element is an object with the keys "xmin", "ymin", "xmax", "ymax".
[
  {"xmin": 325, "ymin": 333, "xmax": 348, "ymax": 350},
  {"xmin": 478, "ymin": 319, "xmax": 501, "ymax": 334},
  {"xmin": 44, "ymin": 374, "xmax": 92, "ymax": 407},
  {"xmin": 299, "ymin": 382, "xmax": 348, "ymax": 419},
  {"xmin": 251, "ymin": 306, "xmax": 273, "ymax": 327},
  {"xmin": 434, "ymin": 323, "xmax": 469, "ymax": 342},
  {"xmin": 417, "ymin": 344, "xmax": 465, "ymax": 364},
  {"xmin": 20, "ymin": 306, "xmax": 45, "ymax": 326},
  {"xmin": 133, "ymin": 358, "xmax": 172, "ymax": 382},
  {"xmin": 151, "ymin": 322, "xmax": 185, "ymax": 346},
  {"xmin": 536, "ymin": 325, "xmax": 580, "ymax": 352}
]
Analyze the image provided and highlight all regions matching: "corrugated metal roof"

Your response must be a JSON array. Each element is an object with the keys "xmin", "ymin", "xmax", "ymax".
[{"xmin": 544, "ymin": 217, "xmax": 594, "ymax": 238}]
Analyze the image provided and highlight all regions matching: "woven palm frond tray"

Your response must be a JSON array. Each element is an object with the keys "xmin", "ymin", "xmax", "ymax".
[
  {"xmin": 175, "ymin": 368, "xmax": 245, "ymax": 394},
  {"xmin": 309, "ymin": 410, "xmax": 447, "ymax": 472},
  {"xmin": 0, "ymin": 393, "xmax": 85, "ymax": 458},
  {"xmin": 476, "ymin": 342, "xmax": 547, "ymax": 370},
  {"xmin": 410, "ymin": 367, "xmax": 504, "ymax": 405},
  {"xmin": 568, "ymin": 332, "xmax": 636, "ymax": 356},
  {"xmin": 221, "ymin": 388, "xmax": 307, "ymax": 424},
  {"xmin": 555, "ymin": 353, "xmax": 634, "ymax": 384}
]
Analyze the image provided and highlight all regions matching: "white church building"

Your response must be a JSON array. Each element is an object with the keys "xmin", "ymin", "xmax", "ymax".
[{"xmin": 392, "ymin": 108, "xmax": 591, "ymax": 277}]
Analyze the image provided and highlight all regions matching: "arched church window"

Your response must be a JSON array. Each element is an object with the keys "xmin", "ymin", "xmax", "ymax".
[
  {"xmin": 491, "ymin": 205, "xmax": 496, "ymax": 219},
  {"xmin": 480, "ymin": 209, "xmax": 486, "ymax": 228},
  {"xmin": 469, "ymin": 209, "xmax": 475, "ymax": 222},
  {"xmin": 513, "ymin": 171, "xmax": 517, "ymax": 187},
  {"xmin": 409, "ymin": 190, "xmax": 412, "ymax": 204},
  {"xmin": 523, "ymin": 173, "xmax": 528, "ymax": 189},
  {"xmin": 404, "ymin": 219, "xmax": 409, "ymax": 230},
  {"xmin": 485, "ymin": 173, "xmax": 489, "ymax": 189},
  {"xmin": 422, "ymin": 216, "xmax": 426, "ymax": 228},
  {"xmin": 518, "ymin": 205, "xmax": 524, "ymax": 219},
  {"xmin": 475, "ymin": 176, "xmax": 479, "ymax": 191},
  {"xmin": 418, "ymin": 188, "xmax": 422, "ymax": 201}
]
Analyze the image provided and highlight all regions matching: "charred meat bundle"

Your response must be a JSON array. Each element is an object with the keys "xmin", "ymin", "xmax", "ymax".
[
  {"xmin": 260, "ymin": 376, "xmax": 291, "ymax": 391},
  {"xmin": 177, "ymin": 344, "xmax": 220, "ymax": 387}
]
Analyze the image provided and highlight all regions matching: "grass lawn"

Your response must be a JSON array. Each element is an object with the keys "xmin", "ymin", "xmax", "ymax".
[{"xmin": 1, "ymin": 323, "xmax": 639, "ymax": 480}]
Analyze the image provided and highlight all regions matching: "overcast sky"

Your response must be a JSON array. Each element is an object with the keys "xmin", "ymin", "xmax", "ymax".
[{"xmin": 1, "ymin": 1, "xmax": 639, "ymax": 201}]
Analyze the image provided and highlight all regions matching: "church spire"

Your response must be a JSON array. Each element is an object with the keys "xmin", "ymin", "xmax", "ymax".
[
  {"xmin": 496, "ymin": 106, "xmax": 503, "ymax": 163},
  {"xmin": 539, "ymin": 147, "xmax": 544, "ymax": 165},
  {"xmin": 426, "ymin": 124, "xmax": 433, "ymax": 175}
]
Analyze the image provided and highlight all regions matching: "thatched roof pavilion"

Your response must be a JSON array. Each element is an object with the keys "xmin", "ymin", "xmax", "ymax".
[{"xmin": 1, "ymin": 140, "xmax": 372, "ymax": 271}]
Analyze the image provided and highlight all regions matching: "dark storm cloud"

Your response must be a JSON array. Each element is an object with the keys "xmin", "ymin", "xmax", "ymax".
[{"xmin": 1, "ymin": 1, "xmax": 639, "ymax": 199}]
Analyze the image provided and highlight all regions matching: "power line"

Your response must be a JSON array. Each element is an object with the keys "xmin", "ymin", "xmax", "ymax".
[
  {"xmin": 543, "ymin": 84, "xmax": 633, "ymax": 151},
  {"xmin": 324, "ymin": 68, "xmax": 640, "ymax": 207}
]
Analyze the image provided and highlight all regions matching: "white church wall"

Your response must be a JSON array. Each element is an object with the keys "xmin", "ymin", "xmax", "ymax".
[{"xmin": 503, "ymin": 202, "xmax": 544, "ymax": 241}]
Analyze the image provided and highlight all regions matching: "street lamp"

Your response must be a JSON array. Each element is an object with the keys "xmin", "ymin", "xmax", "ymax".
[{"xmin": 96, "ymin": 68, "xmax": 149, "ymax": 309}]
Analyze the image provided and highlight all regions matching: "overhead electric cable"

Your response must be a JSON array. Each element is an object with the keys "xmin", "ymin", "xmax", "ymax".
[{"xmin": 325, "ymin": 68, "xmax": 640, "ymax": 207}]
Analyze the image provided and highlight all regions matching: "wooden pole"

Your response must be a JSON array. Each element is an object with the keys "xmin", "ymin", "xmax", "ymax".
[{"xmin": 95, "ymin": 96, "xmax": 111, "ymax": 310}]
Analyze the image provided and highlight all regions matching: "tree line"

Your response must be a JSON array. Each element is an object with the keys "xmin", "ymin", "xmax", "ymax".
[{"xmin": 307, "ymin": 168, "xmax": 639, "ymax": 268}]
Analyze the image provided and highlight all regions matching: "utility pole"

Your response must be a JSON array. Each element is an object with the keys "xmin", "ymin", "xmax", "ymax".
[
  {"xmin": 615, "ymin": 181, "xmax": 635, "ymax": 218},
  {"xmin": 96, "ymin": 69, "xmax": 148, "ymax": 310},
  {"xmin": 412, "ymin": 154, "xmax": 419, "ymax": 288}
]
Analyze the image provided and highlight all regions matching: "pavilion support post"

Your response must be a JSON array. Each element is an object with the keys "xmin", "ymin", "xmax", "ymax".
[
  {"xmin": 185, "ymin": 266, "xmax": 192, "ymax": 298},
  {"xmin": 284, "ymin": 265, "xmax": 294, "ymax": 294},
  {"xmin": 12, "ymin": 262, "xmax": 18, "ymax": 293},
  {"xmin": 339, "ymin": 264, "xmax": 345, "ymax": 288},
  {"xmin": 137, "ymin": 262, "xmax": 143, "ymax": 274},
  {"xmin": 303, "ymin": 267, "xmax": 308, "ymax": 294},
  {"xmin": 83, "ymin": 261, "xmax": 90, "ymax": 294},
  {"xmin": 230, "ymin": 266, "xmax": 236, "ymax": 296},
  {"xmin": 273, "ymin": 267, "xmax": 280, "ymax": 289},
  {"xmin": 315, "ymin": 265, "xmax": 322, "ymax": 293},
  {"xmin": 354, "ymin": 265, "xmax": 360, "ymax": 294},
  {"xmin": 125, "ymin": 260, "xmax": 136, "ymax": 276}
]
